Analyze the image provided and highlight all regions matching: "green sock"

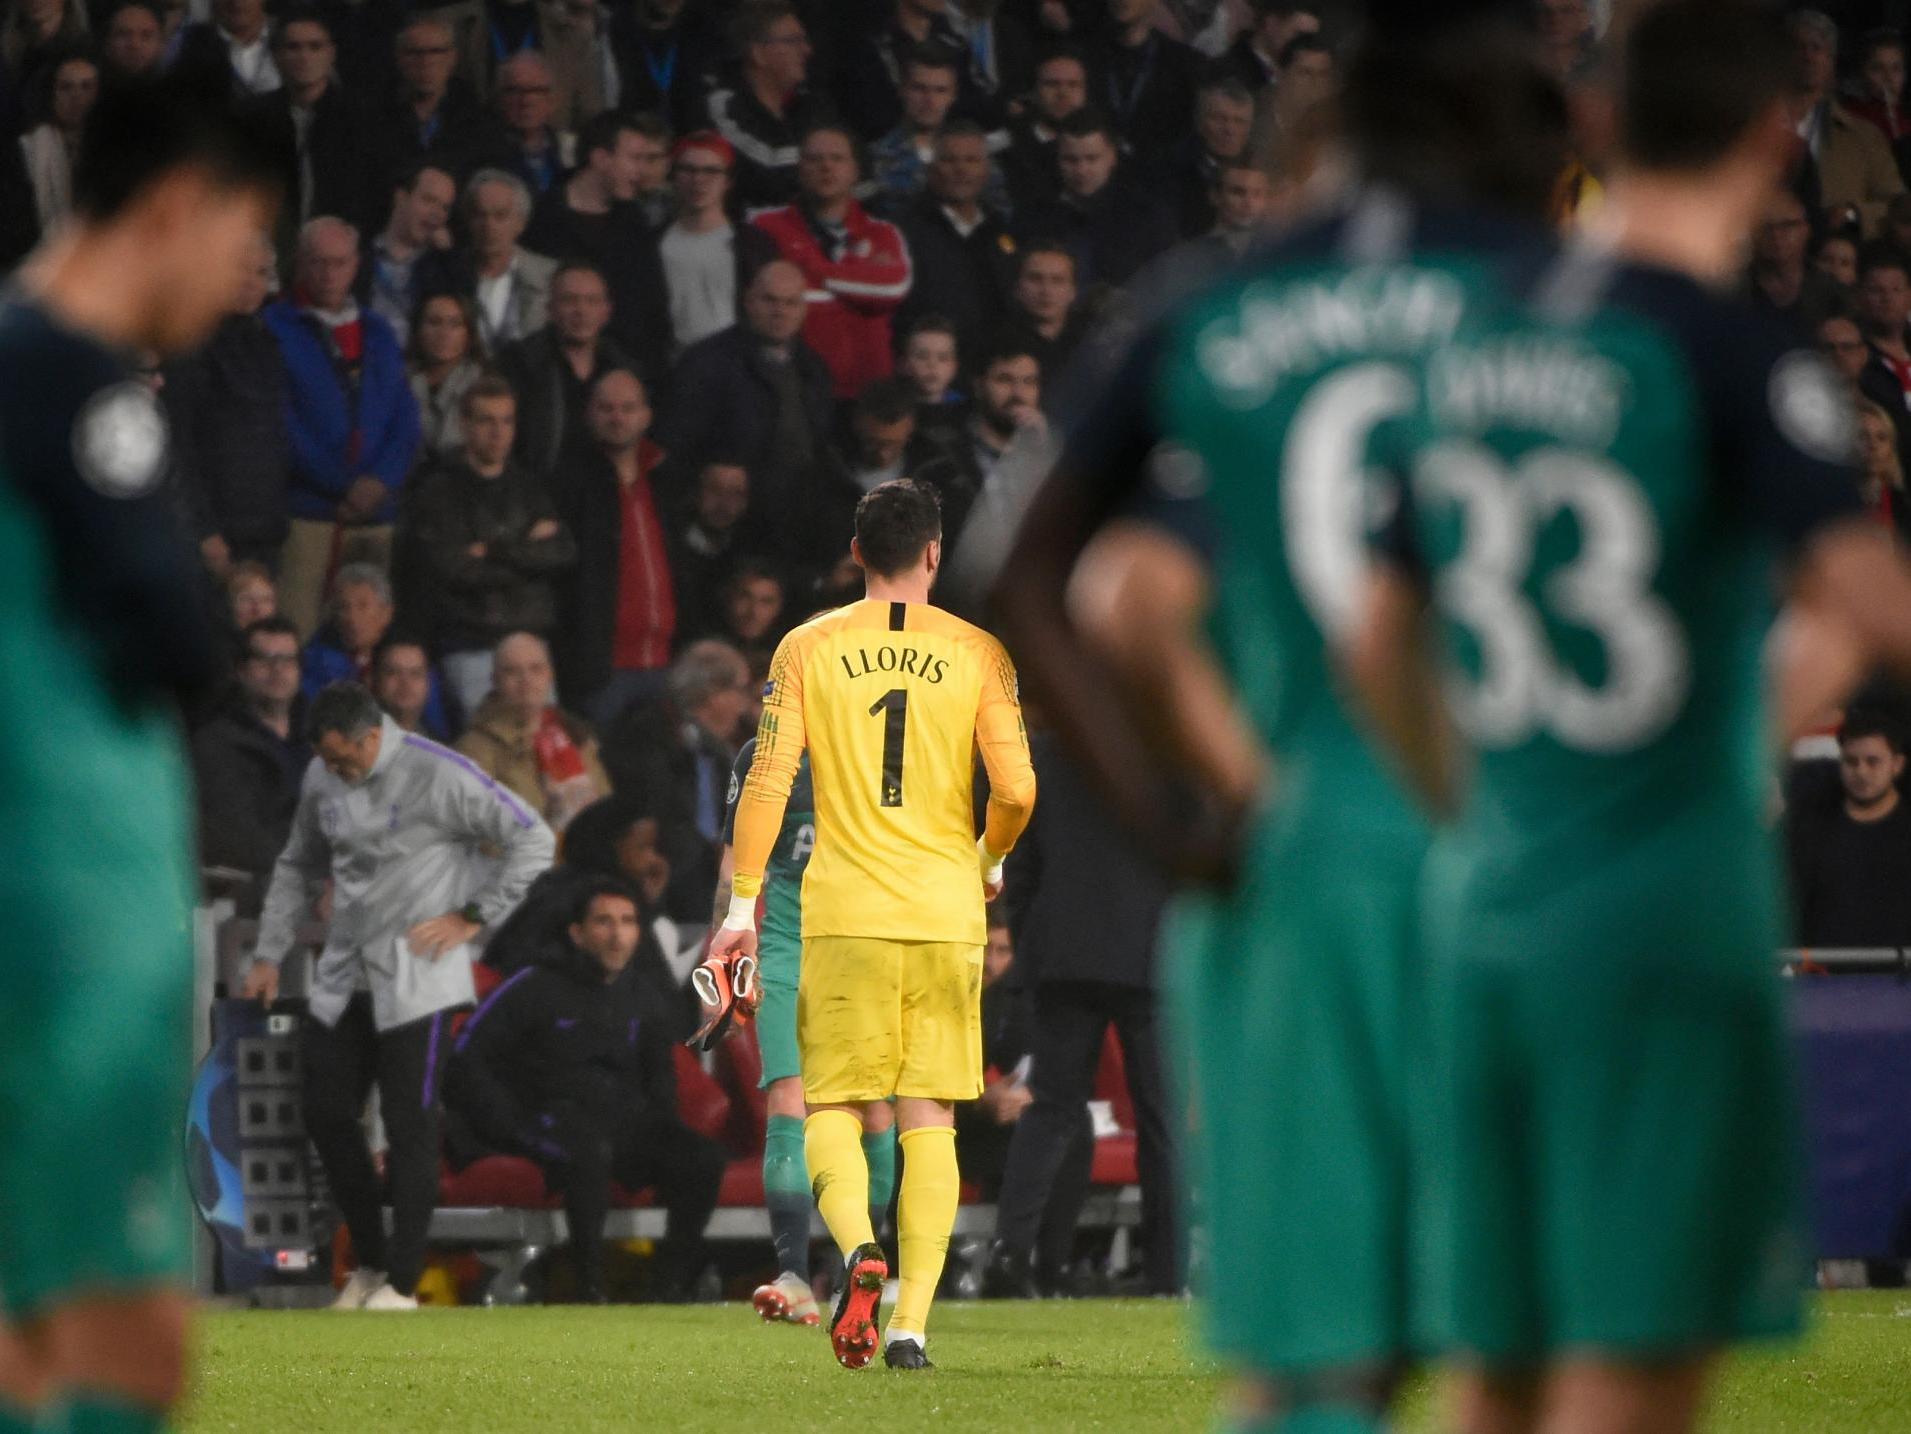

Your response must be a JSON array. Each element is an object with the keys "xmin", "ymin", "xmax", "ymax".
[
  {"xmin": 863, "ymin": 1125, "xmax": 898, "ymax": 1235},
  {"xmin": 64, "ymin": 1398, "xmax": 162, "ymax": 1434},
  {"xmin": 764, "ymin": 1114, "xmax": 812, "ymax": 1278}
]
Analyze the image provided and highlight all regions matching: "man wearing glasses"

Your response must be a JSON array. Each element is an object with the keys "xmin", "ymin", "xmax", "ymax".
[
  {"xmin": 656, "ymin": 131, "xmax": 777, "ymax": 354},
  {"xmin": 705, "ymin": 1, "xmax": 822, "ymax": 211}
]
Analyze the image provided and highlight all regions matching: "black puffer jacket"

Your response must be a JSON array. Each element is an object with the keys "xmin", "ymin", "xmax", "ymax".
[{"xmin": 405, "ymin": 457, "xmax": 578, "ymax": 652}]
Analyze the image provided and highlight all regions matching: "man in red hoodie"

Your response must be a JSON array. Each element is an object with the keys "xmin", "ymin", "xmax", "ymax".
[{"xmin": 751, "ymin": 124, "xmax": 913, "ymax": 400}]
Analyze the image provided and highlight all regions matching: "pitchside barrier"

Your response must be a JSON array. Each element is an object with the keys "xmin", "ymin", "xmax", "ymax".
[{"xmin": 192, "ymin": 904, "xmax": 1144, "ymax": 1305}]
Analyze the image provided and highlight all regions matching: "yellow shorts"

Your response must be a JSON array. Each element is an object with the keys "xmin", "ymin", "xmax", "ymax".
[{"xmin": 797, "ymin": 937, "xmax": 984, "ymax": 1104}]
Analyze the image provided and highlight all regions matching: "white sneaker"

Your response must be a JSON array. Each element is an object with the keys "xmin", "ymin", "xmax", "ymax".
[
  {"xmin": 360, "ymin": 1282, "xmax": 420, "ymax": 1311},
  {"xmin": 329, "ymin": 1268, "xmax": 387, "ymax": 1310}
]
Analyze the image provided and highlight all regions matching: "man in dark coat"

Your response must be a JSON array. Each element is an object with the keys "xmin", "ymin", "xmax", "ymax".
[
  {"xmin": 892, "ymin": 121, "xmax": 1019, "ymax": 368},
  {"xmin": 496, "ymin": 263, "xmax": 638, "ymax": 482},
  {"xmin": 190, "ymin": 617, "xmax": 309, "ymax": 913},
  {"xmin": 446, "ymin": 876, "xmax": 728, "ymax": 1302},
  {"xmin": 1018, "ymin": 110, "xmax": 1177, "ymax": 289}
]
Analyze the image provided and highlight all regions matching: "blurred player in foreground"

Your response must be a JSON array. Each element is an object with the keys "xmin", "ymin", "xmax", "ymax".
[
  {"xmin": 711, "ymin": 744, "xmax": 898, "ymax": 1328},
  {"xmin": 709, "ymin": 479, "xmax": 1036, "ymax": 1370},
  {"xmin": 1351, "ymin": 5, "xmax": 1911, "ymax": 1431},
  {"xmin": 0, "ymin": 68, "xmax": 282, "ymax": 1434},
  {"xmin": 982, "ymin": 3, "xmax": 1563, "ymax": 1431}
]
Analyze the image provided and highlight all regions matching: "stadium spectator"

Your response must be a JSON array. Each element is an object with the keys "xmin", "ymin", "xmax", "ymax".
[
  {"xmin": 1788, "ymin": 713, "xmax": 1911, "ymax": 946},
  {"xmin": 987, "ymin": 733, "xmax": 1180, "ymax": 1298},
  {"xmin": 892, "ymin": 122, "xmax": 1017, "ymax": 367},
  {"xmin": 18, "ymin": 51, "xmax": 96, "ymax": 234},
  {"xmin": 265, "ymin": 217, "xmax": 421, "ymax": 638},
  {"xmin": 1535, "ymin": 0, "xmax": 1594, "ymax": 81},
  {"xmin": 626, "ymin": 111, "xmax": 678, "ymax": 232},
  {"xmin": 409, "ymin": 374, "xmax": 577, "ymax": 713},
  {"xmin": 423, "ymin": 0, "xmax": 603, "ymax": 129},
  {"xmin": 363, "ymin": 162, "xmax": 458, "ymax": 345},
  {"xmin": 0, "ymin": 1, "xmax": 85, "ymax": 106},
  {"xmin": 1791, "ymin": 9, "xmax": 1904, "ymax": 236},
  {"xmin": 836, "ymin": 0, "xmax": 972, "ymax": 142},
  {"xmin": 656, "ymin": 130, "xmax": 779, "ymax": 355},
  {"xmin": 297, "ymin": 565, "xmax": 457, "ymax": 749},
  {"xmin": 1859, "ymin": 244, "xmax": 1911, "ymax": 422},
  {"xmin": 915, "ymin": 342, "xmax": 1042, "ymax": 543},
  {"xmin": 1818, "ymin": 231, "xmax": 1861, "ymax": 290},
  {"xmin": 1001, "ymin": 48, "xmax": 1088, "ymax": 217},
  {"xmin": 226, "ymin": 561, "xmax": 279, "ymax": 632},
  {"xmin": 99, "ymin": 0, "xmax": 166, "ymax": 81},
  {"xmin": 1199, "ymin": 161, "xmax": 1273, "ymax": 260},
  {"xmin": 523, "ymin": 110, "xmax": 671, "ymax": 385},
  {"xmin": 751, "ymin": 123, "xmax": 913, "ymax": 399},
  {"xmin": 1214, "ymin": 0, "xmax": 1320, "ymax": 98},
  {"xmin": 371, "ymin": 633, "xmax": 456, "ymax": 741},
  {"xmin": 897, "ymin": 314, "xmax": 967, "ymax": 453},
  {"xmin": 163, "ymin": 236, "xmax": 290, "ymax": 571},
  {"xmin": 371, "ymin": 16, "xmax": 507, "ymax": 189},
  {"xmin": 457, "ymin": 631, "xmax": 612, "ymax": 834},
  {"xmin": 1020, "ymin": 111, "xmax": 1176, "ymax": 288},
  {"xmin": 191, "ymin": 616, "xmax": 308, "ymax": 909},
  {"xmin": 186, "ymin": 0, "xmax": 279, "ymax": 95},
  {"xmin": 408, "ymin": 291, "xmax": 488, "ymax": 460},
  {"xmin": 245, "ymin": 682, "xmax": 556, "ymax": 1312},
  {"xmin": 655, "ymin": 260, "xmax": 835, "ymax": 548},
  {"xmin": 497, "ymin": 261, "xmax": 636, "ymax": 478},
  {"xmin": 602, "ymin": 639, "xmax": 752, "ymax": 921},
  {"xmin": 1858, "ymin": 398, "xmax": 1911, "ymax": 538},
  {"xmin": 252, "ymin": 8, "xmax": 379, "ymax": 238},
  {"xmin": 493, "ymin": 50, "xmax": 573, "ymax": 199},
  {"xmin": 1846, "ymin": 27, "xmax": 1911, "ymax": 170},
  {"xmin": 999, "ymin": 241, "xmax": 1083, "ymax": 390},
  {"xmin": 1256, "ymin": 31, "xmax": 1337, "ymax": 159},
  {"xmin": 457, "ymin": 168, "xmax": 555, "ymax": 352},
  {"xmin": 705, "ymin": 558, "xmax": 787, "ymax": 656},
  {"xmin": 1747, "ymin": 189, "xmax": 1840, "ymax": 331},
  {"xmin": 668, "ymin": 461, "xmax": 753, "ymax": 639},
  {"xmin": 1087, "ymin": 0, "xmax": 1201, "ymax": 171},
  {"xmin": 1172, "ymin": 78, "xmax": 1255, "ymax": 238},
  {"xmin": 548, "ymin": 368, "xmax": 678, "ymax": 726},
  {"xmin": 954, "ymin": 912, "xmax": 1048, "ymax": 1204},
  {"xmin": 868, "ymin": 45, "xmax": 968, "ymax": 207},
  {"xmin": 445, "ymin": 876, "xmax": 727, "ymax": 1304},
  {"xmin": 704, "ymin": 1, "xmax": 821, "ymax": 212},
  {"xmin": 608, "ymin": 0, "xmax": 720, "ymax": 135}
]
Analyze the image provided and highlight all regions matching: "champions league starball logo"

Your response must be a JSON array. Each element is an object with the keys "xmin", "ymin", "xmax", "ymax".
[{"xmin": 71, "ymin": 382, "xmax": 169, "ymax": 499}]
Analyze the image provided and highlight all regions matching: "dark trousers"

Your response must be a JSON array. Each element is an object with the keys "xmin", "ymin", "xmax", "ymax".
[
  {"xmin": 534, "ymin": 1104, "xmax": 728, "ymax": 1299},
  {"xmin": 994, "ymin": 981, "xmax": 1182, "ymax": 1293},
  {"xmin": 301, "ymin": 994, "xmax": 456, "ymax": 1296},
  {"xmin": 963, "ymin": 1102, "xmax": 1095, "ymax": 1274}
]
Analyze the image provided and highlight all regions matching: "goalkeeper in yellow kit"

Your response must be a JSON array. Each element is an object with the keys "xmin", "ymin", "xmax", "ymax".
[{"xmin": 708, "ymin": 478, "xmax": 1036, "ymax": 1372}]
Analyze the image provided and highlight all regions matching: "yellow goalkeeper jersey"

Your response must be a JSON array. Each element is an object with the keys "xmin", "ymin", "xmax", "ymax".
[{"xmin": 731, "ymin": 598, "xmax": 1036, "ymax": 945}]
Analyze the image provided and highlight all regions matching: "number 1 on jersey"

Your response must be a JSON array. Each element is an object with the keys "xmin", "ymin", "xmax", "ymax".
[{"xmin": 869, "ymin": 688, "xmax": 907, "ymax": 806}]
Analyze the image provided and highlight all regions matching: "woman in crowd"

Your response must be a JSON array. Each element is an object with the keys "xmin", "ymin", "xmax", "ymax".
[
  {"xmin": 408, "ymin": 291, "xmax": 488, "ymax": 460},
  {"xmin": 18, "ymin": 48, "xmax": 94, "ymax": 231}
]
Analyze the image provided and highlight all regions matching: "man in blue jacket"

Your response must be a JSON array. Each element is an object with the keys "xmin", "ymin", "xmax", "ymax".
[{"xmin": 265, "ymin": 215, "xmax": 422, "ymax": 636}]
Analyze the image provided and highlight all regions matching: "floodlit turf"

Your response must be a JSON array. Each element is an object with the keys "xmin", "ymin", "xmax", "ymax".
[{"xmin": 180, "ymin": 1291, "xmax": 1911, "ymax": 1433}]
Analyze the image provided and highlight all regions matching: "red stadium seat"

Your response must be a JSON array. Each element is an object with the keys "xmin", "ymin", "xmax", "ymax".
[
  {"xmin": 715, "ymin": 1029, "xmax": 769, "ymax": 1154},
  {"xmin": 1094, "ymin": 1029, "xmax": 1137, "ymax": 1131},
  {"xmin": 673, "ymin": 1047, "xmax": 733, "ymax": 1142},
  {"xmin": 440, "ymin": 1155, "xmax": 559, "ymax": 1209},
  {"xmin": 1090, "ymin": 1133, "xmax": 1138, "ymax": 1187}
]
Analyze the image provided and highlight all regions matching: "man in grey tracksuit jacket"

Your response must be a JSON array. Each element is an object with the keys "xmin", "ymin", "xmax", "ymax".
[{"xmin": 246, "ymin": 685, "xmax": 555, "ymax": 1307}]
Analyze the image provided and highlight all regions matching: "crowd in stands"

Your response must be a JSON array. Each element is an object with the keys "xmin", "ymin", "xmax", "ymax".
[{"xmin": 12, "ymin": 0, "xmax": 1911, "ymax": 1294}]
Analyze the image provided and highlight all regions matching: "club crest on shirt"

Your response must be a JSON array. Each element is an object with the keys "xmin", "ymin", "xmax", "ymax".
[{"xmin": 72, "ymin": 381, "xmax": 168, "ymax": 499}]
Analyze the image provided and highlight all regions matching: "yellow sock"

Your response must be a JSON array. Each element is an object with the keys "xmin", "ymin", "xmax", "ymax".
[
  {"xmin": 888, "ymin": 1125, "xmax": 960, "ymax": 1340},
  {"xmin": 804, "ymin": 1109, "xmax": 875, "ymax": 1258}
]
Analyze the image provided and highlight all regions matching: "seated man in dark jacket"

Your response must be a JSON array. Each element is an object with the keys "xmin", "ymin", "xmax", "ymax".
[
  {"xmin": 447, "ymin": 876, "xmax": 727, "ymax": 1303},
  {"xmin": 407, "ymin": 373, "xmax": 577, "ymax": 715}
]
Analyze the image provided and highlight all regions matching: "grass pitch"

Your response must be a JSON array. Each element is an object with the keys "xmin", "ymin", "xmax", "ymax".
[{"xmin": 182, "ymin": 1292, "xmax": 1911, "ymax": 1432}]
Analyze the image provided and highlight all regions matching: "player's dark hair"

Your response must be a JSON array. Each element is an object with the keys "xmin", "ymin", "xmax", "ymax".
[
  {"xmin": 307, "ymin": 681, "xmax": 384, "ymax": 741},
  {"xmin": 1841, "ymin": 709, "xmax": 1905, "ymax": 754},
  {"xmin": 1619, "ymin": 0, "xmax": 1793, "ymax": 173},
  {"xmin": 1341, "ymin": 10, "xmax": 1566, "ymax": 221},
  {"xmin": 572, "ymin": 875, "xmax": 643, "ymax": 926},
  {"xmin": 241, "ymin": 615, "xmax": 301, "ymax": 654},
  {"xmin": 71, "ymin": 57, "xmax": 288, "ymax": 223},
  {"xmin": 854, "ymin": 376, "xmax": 919, "ymax": 426},
  {"xmin": 1858, "ymin": 239, "xmax": 1910, "ymax": 283},
  {"xmin": 854, "ymin": 479, "xmax": 944, "ymax": 577}
]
